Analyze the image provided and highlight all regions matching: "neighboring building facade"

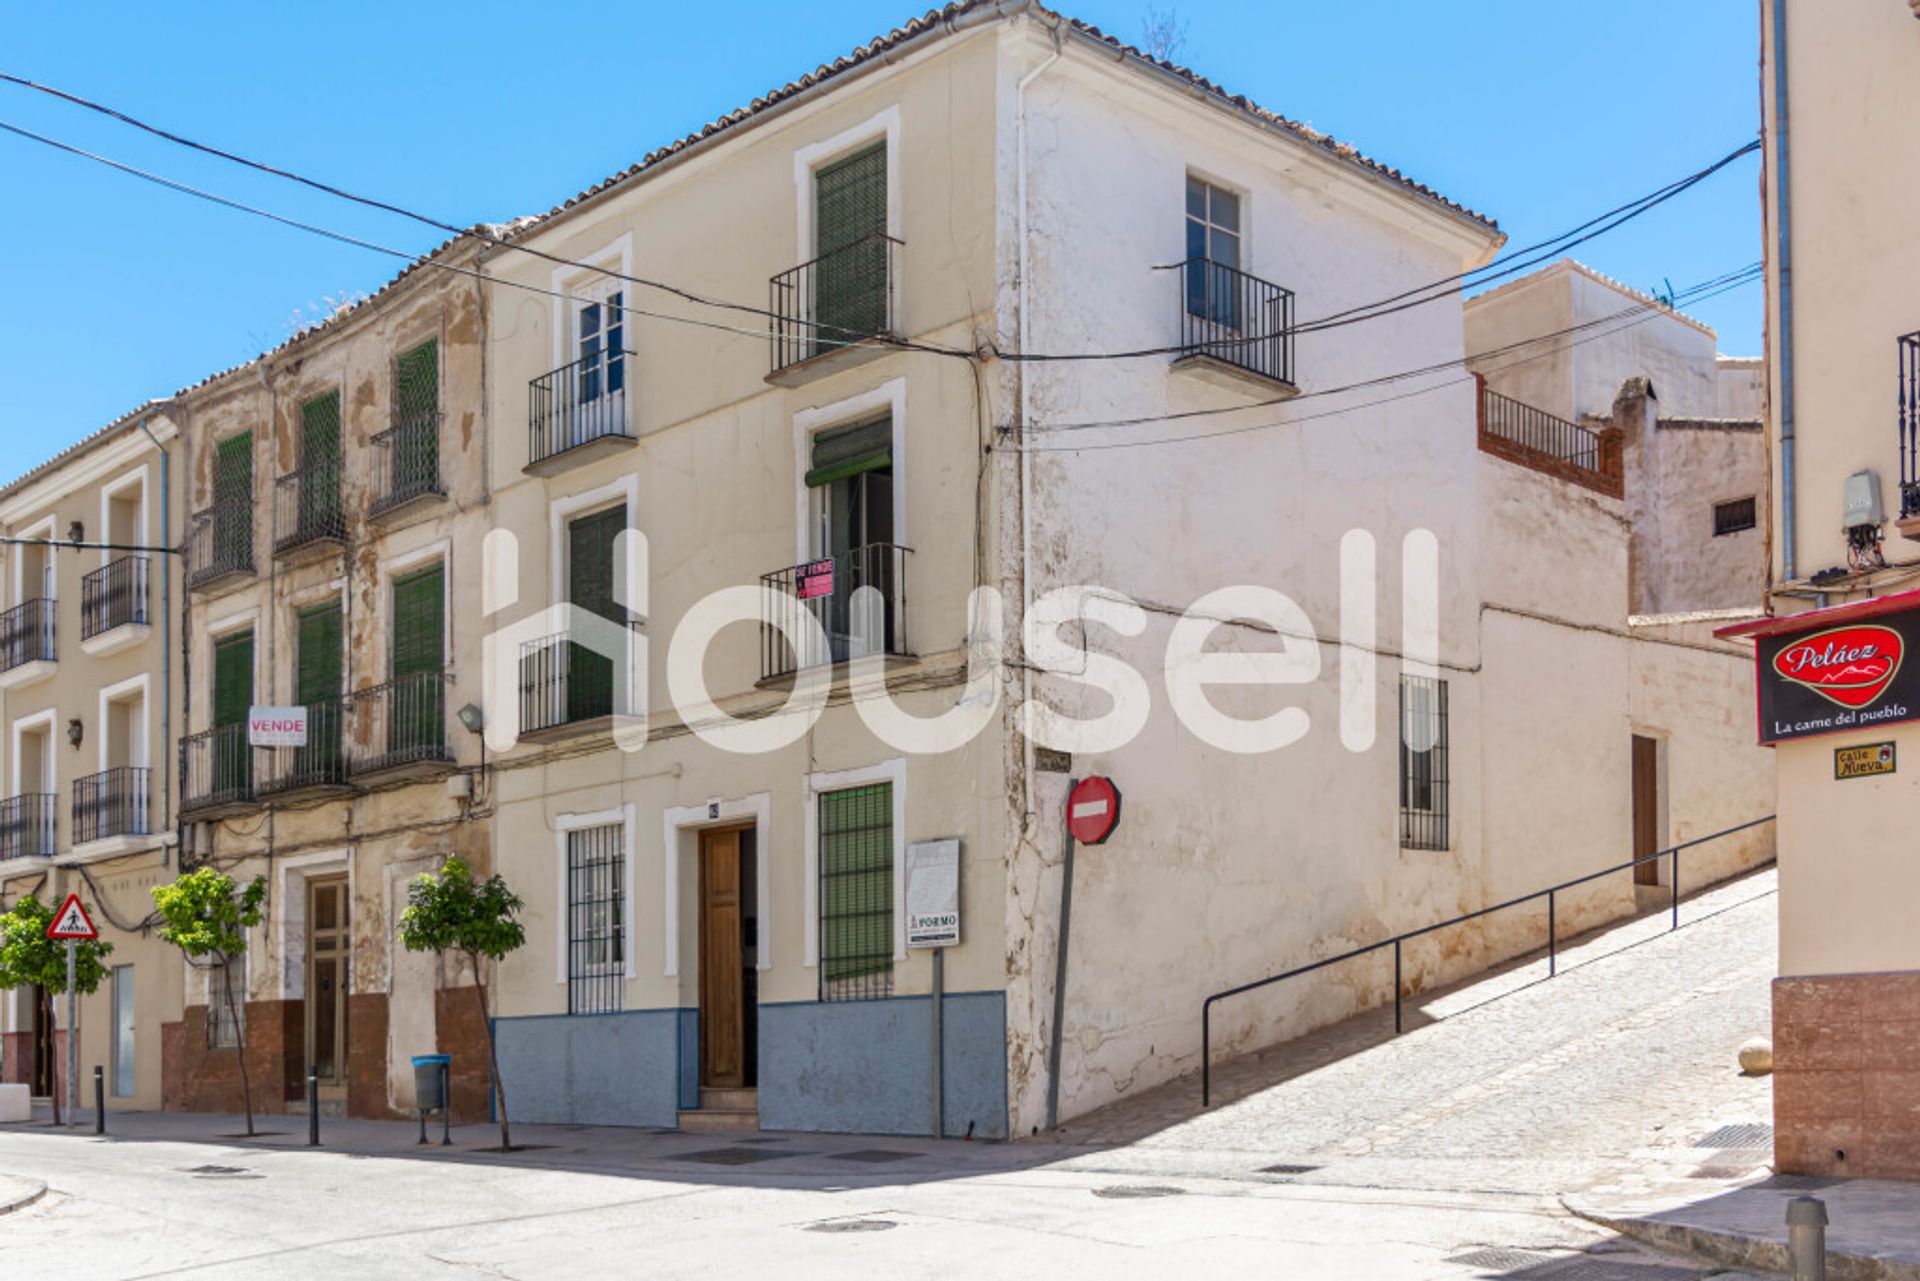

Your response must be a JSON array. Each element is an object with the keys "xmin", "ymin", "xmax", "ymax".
[
  {"xmin": 1717, "ymin": 0, "xmax": 1920, "ymax": 1183},
  {"xmin": 0, "ymin": 408, "xmax": 186, "ymax": 1112}
]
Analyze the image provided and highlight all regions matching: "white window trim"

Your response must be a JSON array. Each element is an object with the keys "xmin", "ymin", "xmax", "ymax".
[
  {"xmin": 275, "ymin": 848, "xmax": 352, "ymax": 1000},
  {"xmin": 803, "ymin": 757, "xmax": 908, "ymax": 968},
  {"xmin": 97, "ymin": 672, "xmax": 151, "ymax": 774},
  {"xmin": 549, "ymin": 234, "xmax": 634, "ymax": 372},
  {"xmin": 97, "ymin": 464, "xmax": 150, "ymax": 571},
  {"xmin": 12, "ymin": 515, "xmax": 55, "ymax": 605},
  {"xmin": 791, "ymin": 377, "xmax": 907, "ymax": 563},
  {"xmin": 10, "ymin": 708, "xmax": 57, "ymax": 795},
  {"xmin": 552, "ymin": 804, "xmax": 638, "ymax": 986},
  {"xmin": 792, "ymin": 105, "xmax": 902, "ymax": 264},
  {"xmin": 662, "ymin": 792, "xmax": 773, "ymax": 978},
  {"xmin": 547, "ymin": 476, "xmax": 641, "ymax": 611}
]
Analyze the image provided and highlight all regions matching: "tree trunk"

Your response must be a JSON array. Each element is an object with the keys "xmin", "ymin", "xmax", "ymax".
[
  {"xmin": 222, "ymin": 955, "xmax": 255, "ymax": 1137},
  {"xmin": 43, "ymin": 989, "xmax": 60, "ymax": 1127},
  {"xmin": 469, "ymin": 949, "xmax": 509, "ymax": 1151}
]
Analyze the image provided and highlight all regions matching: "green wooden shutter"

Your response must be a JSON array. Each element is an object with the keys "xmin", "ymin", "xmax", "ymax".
[
  {"xmin": 212, "ymin": 632, "xmax": 253, "ymax": 725},
  {"xmin": 805, "ymin": 416, "xmax": 892, "ymax": 487},
  {"xmin": 812, "ymin": 143, "xmax": 888, "ymax": 354},
  {"xmin": 817, "ymin": 782, "xmax": 894, "ymax": 1000},
  {"xmin": 296, "ymin": 603, "xmax": 343, "ymax": 777},
  {"xmin": 815, "ymin": 143, "xmax": 887, "ymax": 255},
  {"xmin": 393, "ymin": 340, "xmax": 439, "ymax": 498},
  {"xmin": 213, "ymin": 433, "xmax": 253, "ymax": 563},
  {"xmin": 395, "ymin": 341, "xmax": 438, "ymax": 422},
  {"xmin": 567, "ymin": 506, "xmax": 627, "ymax": 721},
  {"xmin": 391, "ymin": 566, "xmax": 444, "ymax": 678},
  {"xmin": 300, "ymin": 392, "xmax": 343, "ymax": 532}
]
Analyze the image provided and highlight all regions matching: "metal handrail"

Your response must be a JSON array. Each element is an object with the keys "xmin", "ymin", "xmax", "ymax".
[{"xmin": 1200, "ymin": 814, "xmax": 1776, "ymax": 1105}]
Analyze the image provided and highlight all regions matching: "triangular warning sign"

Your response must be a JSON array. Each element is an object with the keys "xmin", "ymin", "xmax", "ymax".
[{"xmin": 46, "ymin": 893, "xmax": 99, "ymax": 941}]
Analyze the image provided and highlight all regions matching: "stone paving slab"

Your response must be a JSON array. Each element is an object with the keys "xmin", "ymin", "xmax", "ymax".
[{"xmin": 1567, "ymin": 1178, "xmax": 1920, "ymax": 1281}]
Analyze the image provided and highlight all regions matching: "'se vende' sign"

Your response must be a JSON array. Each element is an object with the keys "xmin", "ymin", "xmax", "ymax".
[
  {"xmin": 1756, "ymin": 615, "xmax": 1918, "ymax": 744},
  {"xmin": 248, "ymin": 706, "xmax": 308, "ymax": 748}
]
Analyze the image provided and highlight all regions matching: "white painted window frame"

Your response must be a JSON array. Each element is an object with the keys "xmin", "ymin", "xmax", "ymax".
[
  {"xmin": 790, "ymin": 377, "xmax": 908, "ymax": 565},
  {"xmin": 9, "ymin": 708, "xmax": 57, "ymax": 796},
  {"xmin": 552, "ymin": 804, "xmax": 639, "ymax": 987},
  {"xmin": 792, "ymin": 105, "xmax": 902, "ymax": 265},
  {"xmin": 97, "ymin": 464, "xmax": 150, "ymax": 570},
  {"xmin": 12, "ymin": 514, "xmax": 55, "ymax": 605},
  {"xmin": 97, "ymin": 672, "xmax": 151, "ymax": 774}
]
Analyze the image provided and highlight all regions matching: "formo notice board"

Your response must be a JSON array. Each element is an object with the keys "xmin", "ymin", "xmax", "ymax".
[{"xmin": 1753, "ymin": 607, "xmax": 1920, "ymax": 744}]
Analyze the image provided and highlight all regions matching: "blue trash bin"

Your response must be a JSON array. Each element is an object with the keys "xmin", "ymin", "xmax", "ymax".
[{"xmin": 412, "ymin": 1054, "xmax": 450, "ymax": 1112}]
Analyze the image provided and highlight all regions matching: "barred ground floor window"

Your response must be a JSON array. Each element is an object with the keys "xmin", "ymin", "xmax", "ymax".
[
  {"xmin": 1399, "ymin": 674, "xmax": 1450, "ymax": 851},
  {"xmin": 567, "ymin": 822, "xmax": 626, "ymax": 1015},
  {"xmin": 818, "ymin": 781, "xmax": 893, "ymax": 1002}
]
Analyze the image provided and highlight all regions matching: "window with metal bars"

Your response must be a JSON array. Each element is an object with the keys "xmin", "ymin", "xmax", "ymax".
[
  {"xmin": 205, "ymin": 958, "xmax": 245, "ymax": 1049},
  {"xmin": 1399, "ymin": 675, "xmax": 1449, "ymax": 851},
  {"xmin": 566, "ymin": 823, "xmax": 625, "ymax": 1015},
  {"xmin": 818, "ymin": 782, "xmax": 894, "ymax": 1001},
  {"xmin": 1712, "ymin": 496, "xmax": 1757, "ymax": 536}
]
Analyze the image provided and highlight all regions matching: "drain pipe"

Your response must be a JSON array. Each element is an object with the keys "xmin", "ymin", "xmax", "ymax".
[
  {"xmin": 1771, "ymin": 0, "xmax": 1798, "ymax": 582},
  {"xmin": 137, "ymin": 412, "xmax": 173, "ymax": 858}
]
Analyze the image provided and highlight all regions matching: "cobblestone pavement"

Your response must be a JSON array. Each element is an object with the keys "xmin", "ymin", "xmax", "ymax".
[{"xmin": 1043, "ymin": 869, "xmax": 1781, "ymax": 1204}]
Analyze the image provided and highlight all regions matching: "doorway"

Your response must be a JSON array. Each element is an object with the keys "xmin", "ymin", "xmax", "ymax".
[
  {"xmin": 305, "ymin": 877, "xmax": 350, "ymax": 1089},
  {"xmin": 697, "ymin": 826, "xmax": 757, "ymax": 1091},
  {"xmin": 29, "ymin": 984, "xmax": 52, "ymax": 1097},
  {"xmin": 1632, "ymin": 735, "xmax": 1661, "ymax": 886}
]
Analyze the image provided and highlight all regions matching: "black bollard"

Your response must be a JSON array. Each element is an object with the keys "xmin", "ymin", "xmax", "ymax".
[
  {"xmin": 440, "ymin": 1062, "xmax": 451, "ymax": 1147},
  {"xmin": 307, "ymin": 1068, "xmax": 320, "ymax": 1147},
  {"xmin": 93, "ymin": 1066, "xmax": 104, "ymax": 1136}
]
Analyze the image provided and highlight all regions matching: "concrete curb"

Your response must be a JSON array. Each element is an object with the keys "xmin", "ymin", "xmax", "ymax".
[
  {"xmin": 1562, "ymin": 1193, "xmax": 1920, "ymax": 1281},
  {"xmin": 0, "ymin": 1176, "xmax": 48, "ymax": 1217}
]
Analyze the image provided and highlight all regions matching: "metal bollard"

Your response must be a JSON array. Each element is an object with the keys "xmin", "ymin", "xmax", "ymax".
[
  {"xmin": 307, "ymin": 1068, "xmax": 320, "ymax": 1148},
  {"xmin": 440, "ymin": 1062, "xmax": 451, "ymax": 1147},
  {"xmin": 93, "ymin": 1066, "xmax": 104, "ymax": 1136},
  {"xmin": 1786, "ymin": 1195, "xmax": 1827, "ymax": 1281}
]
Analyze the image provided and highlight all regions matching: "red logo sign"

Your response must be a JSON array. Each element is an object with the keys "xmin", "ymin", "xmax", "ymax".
[{"xmin": 1771, "ymin": 624, "xmax": 1904, "ymax": 709}]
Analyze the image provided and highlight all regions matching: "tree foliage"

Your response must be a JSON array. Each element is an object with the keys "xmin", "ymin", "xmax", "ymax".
[
  {"xmin": 0, "ymin": 896, "xmax": 115, "ymax": 996},
  {"xmin": 150, "ymin": 868, "xmax": 266, "ymax": 962},
  {"xmin": 399, "ymin": 858, "xmax": 525, "ymax": 967}
]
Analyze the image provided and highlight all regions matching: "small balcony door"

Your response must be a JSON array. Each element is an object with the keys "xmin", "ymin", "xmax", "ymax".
[
  {"xmin": 294, "ymin": 602, "xmax": 343, "ymax": 782},
  {"xmin": 568, "ymin": 283, "xmax": 626, "ymax": 448},
  {"xmin": 298, "ymin": 392, "xmax": 343, "ymax": 536},
  {"xmin": 812, "ymin": 142, "xmax": 888, "ymax": 355},
  {"xmin": 305, "ymin": 877, "xmax": 350, "ymax": 1088},
  {"xmin": 808, "ymin": 416, "xmax": 895, "ymax": 663},
  {"xmin": 212, "ymin": 630, "xmax": 254, "ymax": 797},
  {"xmin": 390, "ymin": 565, "xmax": 445, "ymax": 757},
  {"xmin": 566, "ymin": 505, "xmax": 628, "ymax": 723}
]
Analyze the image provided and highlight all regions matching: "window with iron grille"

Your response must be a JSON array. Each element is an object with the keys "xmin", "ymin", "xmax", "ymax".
[
  {"xmin": 818, "ymin": 782, "xmax": 893, "ymax": 1001},
  {"xmin": 1399, "ymin": 675, "xmax": 1449, "ymax": 851},
  {"xmin": 205, "ymin": 958, "xmax": 245, "ymax": 1049},
  {"xmin": 566, "ymin": 823, "xmax": 625, "ymax": 1015},
  {"xmin": 1712, "ymin": 496, "xmax": 1757, "ymax": 536}
]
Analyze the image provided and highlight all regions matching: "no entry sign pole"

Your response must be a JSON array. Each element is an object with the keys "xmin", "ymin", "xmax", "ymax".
[
  {"xmin": 65, "ymin": 941, "xmax": 76, "ymax": 1128},
  {"xmin": 1045, "ymin": 777, "xmax": 1121, "ymax": 1133}
]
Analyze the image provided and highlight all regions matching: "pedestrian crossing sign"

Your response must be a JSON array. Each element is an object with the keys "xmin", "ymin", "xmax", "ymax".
[{"xmin": 45, "ymin": 893, "xmax": 98, "ymax": 941}]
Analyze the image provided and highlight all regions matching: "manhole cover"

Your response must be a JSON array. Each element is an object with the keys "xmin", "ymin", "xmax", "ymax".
[
  {"xmin": 1538, "ymin": 1263, "xmax": 1702, "ymax": 1281},
  {"xmin": 676, "ymin": 1146, "xmax": 798, "ymax": 1165},
  {"xmin": 1259, "ymin": 1163, "xmax": 1320, "ymax": 1176},
  {"xmin": 805, "ymin": 1219, "xmax": 897, "ymax": 1233},
  {"xmin": 830, "ymin": 1149, "xmax": 917, "ymax": 1164},
  {"xmin": 183, "ymin": 1165, "xmax": 253, "ymax": 1177},
  {"xmin": 1091, "ymin": 1185, "xmax": 1186, "ymax": 1200},
  {"xmin": 1444, "ymin": 1247, "xmax": 1555, "ymax": 1271},
  {"xmin": 1698, "ymin": 1122, "xmax": 1772, "ymax": 1149}
]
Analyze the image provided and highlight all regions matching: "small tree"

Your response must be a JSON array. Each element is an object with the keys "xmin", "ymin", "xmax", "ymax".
[
  {"xmin": 0, "ymin": 896, "xmax": 114, "ymax": 1126},
  {"xmin": 399, "ymin": 858, "xmax": 525, "ymax": 1151},
  {"xmin": 151, "ymin": 870, "xmax": 267, "ymax": 1136}
]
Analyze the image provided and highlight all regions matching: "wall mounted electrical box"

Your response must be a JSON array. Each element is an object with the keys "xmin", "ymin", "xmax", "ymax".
[{"xmin": 1844, "ymin": 469, "xmax": 1885, "ymax": 531}]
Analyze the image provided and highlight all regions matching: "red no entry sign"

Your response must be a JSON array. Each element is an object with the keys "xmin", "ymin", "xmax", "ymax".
[{"xmin": 1067, "ymin": 776, "xmax": 1121, "ymax": 845}]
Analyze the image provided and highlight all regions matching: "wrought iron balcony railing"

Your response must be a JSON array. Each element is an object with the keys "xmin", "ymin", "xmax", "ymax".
[
  {"xmin": 371, "ymin": 409, "xmax": 444, "ymax": 515},
  {"xmin": 0, "ymin": 794, "xmax": 55, "ymax": 860},
  {"xmin": 347, "ymin": 672, "xmax": 451, "ymax": 775},
  {"xmin": 72, "ymin": 767, "xmax": 148, "ymax": 845},
  {"xmin": 769, "ymin": 233, "xmax": 899, "ymax": 373},
  {"xmin": 257, "ymin": 699, "xmax": 348, "ymax": 794},
  {"xmin": 0, "ymin": 598, "xmax": 55, "ymax": 673},
  {"xmin": 1176, "ymin": 257, "xmax": 1296, "ymax": 387},
  {"xmin": 1899, "ymin": 331, "xmax": 1920, "ymax": 519},
  {"xmin": 181, "ymin": 724, "xmax": 254, "ymax": 813},
  {"xmin": 273, "ymin": 462, "xmax": 346, "ymax": 555},
  {"xmin": 186, "ymin": 500, "xmax": 254, "ymax": 588},
  {"xmin": 528, "ymin": 349, "xmax": 635, "ymax": 469},
  {"xmin": 759, "ymin": 542, "xmax": 910, "ymax": 681},
  {"xmin": 82, "ymin": 555, "xmax": 149, "ymax": 639},
  {"xmin": 518, "ymin": 622, "xmax": 642, "ymax": 736}
]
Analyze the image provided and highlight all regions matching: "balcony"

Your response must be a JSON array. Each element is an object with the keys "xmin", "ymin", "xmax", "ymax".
[
  {"xmin": 0, "ymin": 598, "xmax": 56, "ymax": 690},
  {"xmin": 1476, "ymin": 377, "xmax": 1622, "ymax": 498},
  {"xmin": 71, "ymin": 767, "xmax": 149, "ymax": 849},
  {"xmin": 371, "ymin": 409, "xmax": 444, "ymax": 518},
  {"xmin": 273, "ymin": 462, "xmax": 346, "ymax": 559},
  {"xmin": 1170, "ymin": 257, "xmax": 1298, "ymax": 394},
  {"xmin": 347, "ymin": 672, "xmax": 453, "ymax": 781},
  {"xmin": 526, "ymin": 349, "xmax": 636, "ymax": 476},
  {"xmin": 0, "ymin": 794, "xmax": 55, "ymax": 861},
  {"xmin": 180, "ymin": 724, "xmax": 255, "ymax": 816},
  {"xmin": 759, "ymin": 543, "xmax": 910, "ymax": 682},
  {"xmin": 257, "ymin": 699, "xmax": 350, "ymax": 798},
  {"xmin": 81, "ymin": 555, "xmax": 149, "ymax": 656},
  {"xmin": 186, "ymin": 500, "xmax": 254, "ymax": 591},
  {"xmin": 1897, "ymin": 332, "xmax": 1920, "ymax": 537},
  {"xmin": 517, "ymin": 622, "xmax": 642, "ymax": 741},
  {"xmin": 768, "ymin": 233, "xmax": 899, "ymax": 385}
]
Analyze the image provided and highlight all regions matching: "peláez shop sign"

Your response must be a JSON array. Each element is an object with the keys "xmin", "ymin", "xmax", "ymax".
[{"xmin": 1756, "ymin": 615, "xmax": 1920, "ymax": 744}]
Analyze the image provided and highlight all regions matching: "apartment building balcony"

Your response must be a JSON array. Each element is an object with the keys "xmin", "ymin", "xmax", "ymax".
[
  {"xmin": 80, "ymin": 555, "xmax": 149, "ymax": 656},
  {"xmin": 347, "ymin": 672, "xmax": 453, "ymax": 782},
  {"xmin": 1170, "ymin": 257, "xmax": 1298, "ymax": 395},
  {"xmin": 526, "ymin": 350, "xmax": 636, "ymax": 476},
  {"xmin": 1476, "ymin": 377, "xmax": 1623, "ymax": 498},
  {"xmin": 273, "ymin": 463, "xmax": 347, "ymax": 561},
  {"xmin": 0, "ymin": 793, "xmax": 56, "ymax": 862},
  {"xmin": 759, "ymin": 543, "xmax": 910, "ymax": 683},
  {"xmin": 186, "ymin": 500, "xmax": 254, "ymax": 592},
  {"xmin": 0, "ymin": 598, "xmax": 56, "ymax": 690},
  {"xmin": 370, "ymin": 409, "xmax": 444, "ymax": 519},
  {"xmin": 1896, "ymin": 331, "xmax": 1920, "ymax": 537},
  {"xmin": 768, "ymin": 234, "xmax": 899, "ymax": 386},
  {"xmin": 257, "ymin": 699, "xmax": 350, "ymax": 799},
  {"xmin": 517, "ymin": 623, "xmax": 643, "ymax": 742},
  {"xmin": 180, "ymin": 724, "xmax": 255, "ymax": 817},
  {"xmin": 70, "ymin": 766, "xmax": 149, "ymax": 855}
]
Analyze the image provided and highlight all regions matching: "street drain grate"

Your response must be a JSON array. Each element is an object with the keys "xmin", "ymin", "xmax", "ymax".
[
  {"xmin": 1444, "ymin": 1248, "xmax": 1555, "ymax": 1271},
  {"xmin": 805, "ymin": 1218, "xmax": 897, "ymax": 1233},
  {"xmin": 1537, "ymin": 1264, "xmax": 1702, "ymax": 1281},
  {"xmin": 1689, "ymin": 1148, "xmax": 1771, "ymax": 1179},
  {"xmin": 1258, "ymin": 1163, "xmax": 1320, "ymax": 1176},
  {"xmin": 1091, "ymin": 1185, "xmax": 1186, "ymax": 1199},
  {"xmin": 183, "ymin": 1165, "xmax": 254, "ymax": 1177},
  {"xmin": 830, "ymin": 1149, "xmax": 918, "ymax": 1164},
  {"xmin": 1698, "ymin": 1122, "xmax": 1772, "ymax": 1149},
  {"xmin": 676, "ymin": 1146, "xmax": 798, "ymax": 1165}
]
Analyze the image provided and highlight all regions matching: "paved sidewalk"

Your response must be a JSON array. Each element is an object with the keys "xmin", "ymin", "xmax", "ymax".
[
  {"xmin": 0, "ymin": 1171, "xmax": 46, "ymax": 1214},
  {"xmin": 1568, "ymin": 1177, "xmax": 1920, "ymax": 1281}
]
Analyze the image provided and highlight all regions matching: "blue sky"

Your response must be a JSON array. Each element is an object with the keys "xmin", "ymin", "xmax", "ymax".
[{"xmin": 0, "ymin": 0, "xmax": 1763, "ymax": 466}]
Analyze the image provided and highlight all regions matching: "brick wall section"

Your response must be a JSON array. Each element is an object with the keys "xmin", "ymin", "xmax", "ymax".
[
  {"xmin": 347, "ymin": 993, "xmax": 398, "ymax": 1119},
  {"xmin": 435, "ymin": 985, "xmax": 495, "ymax": 1123},
  {"xmin": 1, "ymin": 1030, "xmax": 28, "ymax": 1084},
  {"xmin": 1773, "ymin": 970, "xmax": 1920, "ymax": 1180},
  {"xmin": 161, "ymin": 1001, "xmax": 302, "ymax": 1114}
]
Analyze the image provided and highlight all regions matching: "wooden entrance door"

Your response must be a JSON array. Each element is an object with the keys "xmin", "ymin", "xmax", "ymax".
[
  {"xmin": 306, "ymin": 877, "xmax": 350, "ymax": 1086},
  {"xmin": 1632, "ymin": 735, "xmax": 1660, "ymax": 886},
  {"xmin": 29, "ymin": 985, "xmax": 52, "ymax": 1097},
  {"xmin": 699, "ymin": 828, "xmax": 746, "ymax": 1089}
]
